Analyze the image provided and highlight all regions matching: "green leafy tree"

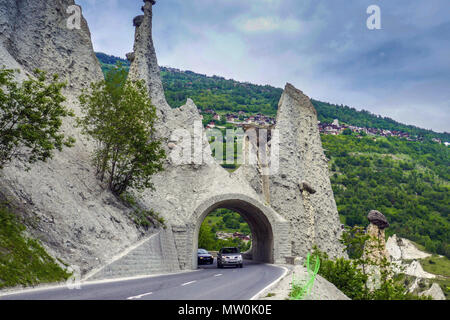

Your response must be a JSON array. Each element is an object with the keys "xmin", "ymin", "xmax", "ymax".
[
  {"xmin": 198, "ymin": 223, "xmax": 217, "ymax": 250},
  {"xmin": 77, "ymin": 64, "xmax": 166, "ymax": 195},
  {"xmin": 0, "ymin": 67, "xmax": 74, "ymax": 170},
  {"xmin": 311, "ymin": 248, "xmax": 370, "ymax": 300},
  {"xmin": 241, "ymin": 224, "xmax": 251, "ymax": 235},
  {"xmin": 340, "ymin": 226, "xmax": 370, "ymax": 260},
  {"xmin": 342, "ymin": 128, "xmax": 353, "ymax": 136}
]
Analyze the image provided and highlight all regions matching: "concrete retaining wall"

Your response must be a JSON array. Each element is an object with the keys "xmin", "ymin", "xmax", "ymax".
[{"xmin": 85, "ymin": 228, "xmax": 180, "ymax": 281}]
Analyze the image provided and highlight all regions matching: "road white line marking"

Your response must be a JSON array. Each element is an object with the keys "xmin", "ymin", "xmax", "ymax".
[
  {"xmin": 126, "ymin": 292, "xmax": 153, "ymax": 300},
  {"xmin": 249, "ymin": 265, "xmax": 289, "ymax": 300},
  {"xmin": 181, "ymin": 281, "xmax": 197, "ymax": 287},
  {"xmin": 214, "ymin": 274, "xmax": 223, "ymax": 277},
  {"xmin": 0, "ymin": 269, "xmax": 202, "ymax": 299}
]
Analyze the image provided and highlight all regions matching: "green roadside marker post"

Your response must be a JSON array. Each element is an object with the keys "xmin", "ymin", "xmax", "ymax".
[{"xmin": 290, "ymin": 253, "xmax": 320, "ymax": 300}]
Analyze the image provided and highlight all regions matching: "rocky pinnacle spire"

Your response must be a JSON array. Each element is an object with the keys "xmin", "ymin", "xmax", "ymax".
[
  {"xmin": 128, "ymin": 0, "xmax": 170, "ymax": 111},
  {"xmin": 269, "ymin": 83, "xmax": 345, "ymax": 258}
]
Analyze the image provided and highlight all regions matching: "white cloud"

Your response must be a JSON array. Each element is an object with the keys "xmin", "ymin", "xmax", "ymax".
[{"xmin": 235, "ymin": 16, "xmax": 301, "ymax": 33}]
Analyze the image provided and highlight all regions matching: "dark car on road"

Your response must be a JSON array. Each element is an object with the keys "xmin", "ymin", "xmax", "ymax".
[
  {"xmin": 197, "ymin": 249, "xmax": 214, "ymax": 265},
  {"xmin": 217, "ymin": 247, "xmax": 243, "ymax": 268}
]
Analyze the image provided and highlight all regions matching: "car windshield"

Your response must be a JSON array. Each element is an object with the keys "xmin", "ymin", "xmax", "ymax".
[
  {"xmin": 221, "ymin": 248, "xmax": 239, "ymax": 254},
  {"xmin": 198, "ymin": 249, "xmax": 208, "ymax": 254}
]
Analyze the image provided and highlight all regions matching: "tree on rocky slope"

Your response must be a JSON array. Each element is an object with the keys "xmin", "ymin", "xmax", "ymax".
[
  {"xmin": 77, "ymin": 64, "xmax": 166, "ymax": 196},
  {"xmin": 0, "ymin": 67, "xmax": 74, "ymax": 170}
]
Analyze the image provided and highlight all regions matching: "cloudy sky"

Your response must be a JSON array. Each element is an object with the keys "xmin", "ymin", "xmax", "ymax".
[{"xmin": 77, "ymin": 0, "xmax": 450, "ymax": 133}]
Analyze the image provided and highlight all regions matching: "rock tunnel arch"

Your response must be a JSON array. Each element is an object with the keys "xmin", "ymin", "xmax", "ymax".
[{"xmin": 188, "ymin": 193, "xmax": 291, "ymax": 269}]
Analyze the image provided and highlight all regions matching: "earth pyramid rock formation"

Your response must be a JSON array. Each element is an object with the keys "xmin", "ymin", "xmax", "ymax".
[
  {"xmin": 365, "ymin": 210, "xmax": 390, "ymax": 264},
  {"xmin": 0, "ymin": 0, "xmax": 345, "ymax": 280},
  {"xmin": 270, "ymin": 84, "xmax": 344, "ymax": 257},
  {"xmin": 364, "ymin": 210, "xmax": 390, "ymax": 290},
  {"xmin": 0, "ymin": 0, "xmax": 147, "ymax": 274},
  {"xmin": 124, "ymin": 0, "xmax": 345, "ymax": 273}
]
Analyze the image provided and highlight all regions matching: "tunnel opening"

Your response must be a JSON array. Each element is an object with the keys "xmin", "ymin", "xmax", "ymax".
[
  {"xmin": 198, "ymin": 208, "xmax": 253, "ymax": 255},
  {"xmin": 193, "ymin": 198, "xmax": 274, "ymax": 269}
]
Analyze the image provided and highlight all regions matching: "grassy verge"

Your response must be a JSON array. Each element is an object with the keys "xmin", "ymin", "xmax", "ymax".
[
  {"xmin": 420, "ymin": 255, "xmax": 450, "ymax": 299},
  {"xmin": 0, "ymin": 204, "xmax": 71, "ymax": 289},
  {"xmin": 420, "ymin": 255, "xmax": 450, "ymax": 277}
]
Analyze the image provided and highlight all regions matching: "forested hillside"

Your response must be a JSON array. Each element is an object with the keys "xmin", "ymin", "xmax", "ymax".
[
  {"xmin": 96, "ymin": 52, "xmax": 130, "ymax": 75},
  {"xmin": 161, "ymin": 68, "xmax": 282, "ymax": 116},
  {"xmin": 160, "ymin": 66, "xmax": 449, "ymax": 141},
  {"xmin": 96, "ymin": 53, "xmax": 449, "ymax": 141},
  {"xmin": 322, "ymin": 134, "xmax": 449, "ymax": 257},
  {"xmin": 96, "ymin": 53, "xmax": 449, "ymax": 258}
]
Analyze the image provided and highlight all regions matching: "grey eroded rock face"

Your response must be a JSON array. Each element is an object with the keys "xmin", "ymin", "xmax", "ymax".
[
  {"xmin": 0, "ymin": 0, "xmax": 102, "ymax": 93},
  {"xmin": 386, "ymin": 234, "xmax": 432, "ymax": 261},
  {"xmin": 127, "ymin": 0, "xmax": 170, "ymax": 114},
  {"xmin": 0, "ymin": 0, "xmax": 149, "ymax": 275},
  {"xmin": 386, "ymin": 235, "xmax": 443, "ymax": 297},
  {"xmin": 404, "ymin": 260, "xmax": 435, "ymax": 279},
  {"xmin": 419, "ymin": 283, "xmax": 445, "ymax": 300},
  {"xmin": 241, "ymin": 83, "xmax": 345, "ymax": 258}
]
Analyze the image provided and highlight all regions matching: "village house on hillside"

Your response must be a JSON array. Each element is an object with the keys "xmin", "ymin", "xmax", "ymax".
[
  {"xmin": 201, "ymin": 109, "xmax": 276, "ymax": 127},
  {"xmin": 216, "ymin": 232, "xmax": 251, "ymax": 243},
  {"xmin": 318, "ymin": 119, "xmax": 423, "ymax": 142}
]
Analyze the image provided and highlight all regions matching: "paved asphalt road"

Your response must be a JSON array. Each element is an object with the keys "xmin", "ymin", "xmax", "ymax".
[{"xmin": 0, "ymin": 260, "xmax": 285, "ymax": 300}]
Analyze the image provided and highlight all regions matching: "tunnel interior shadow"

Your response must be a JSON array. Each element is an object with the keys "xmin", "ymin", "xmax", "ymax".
[{"xmin": 195, "ymin": 199, "xmax": 274, "ymax": 267}]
